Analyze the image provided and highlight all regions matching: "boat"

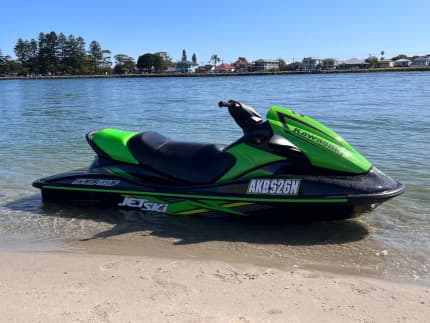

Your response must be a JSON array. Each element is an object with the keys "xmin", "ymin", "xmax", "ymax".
[{"xmin": 32, "ymin": 100, "xmax": 404, "ymax": 220}]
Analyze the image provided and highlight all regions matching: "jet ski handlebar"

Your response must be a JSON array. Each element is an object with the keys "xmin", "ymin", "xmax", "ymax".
[
  {"xmin": 218, "ymin": 100, "xmax": 240, "ymax": 108},
  {"xmin": 218, "ymin": 100, "xmax": 263, "ymax": 132}
]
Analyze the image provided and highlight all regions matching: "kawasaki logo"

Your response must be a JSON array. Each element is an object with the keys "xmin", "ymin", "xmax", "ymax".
[
  {"xmin": 118, "ymin": 197, "xmax": 168, "ymax": 213},
  {"xmin": 247, "ymin": 179, "xmax": 300, "ymax": 195},
  {"xmin": 292, "ymin": 128, "xmax": 343, "ymax": 156}
]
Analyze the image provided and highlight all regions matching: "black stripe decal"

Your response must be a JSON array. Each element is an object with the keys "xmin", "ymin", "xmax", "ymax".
[{"xmin": 277, "ymin": 112, "xmax": 338, "ymax": 141}]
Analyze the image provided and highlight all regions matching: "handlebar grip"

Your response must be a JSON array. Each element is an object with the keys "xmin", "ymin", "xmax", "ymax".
[
  {"xmin": 218, "ymin": 100, "xmax": 238, "ymax": 108},
  {"xmin": 218, "ymin": 101, "xmax": 229, "ymax": 108}
]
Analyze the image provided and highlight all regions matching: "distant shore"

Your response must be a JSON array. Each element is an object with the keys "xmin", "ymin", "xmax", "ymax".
[{"xmin": 1, "ymin": 66, "xmax": 430, "ymax": 81}]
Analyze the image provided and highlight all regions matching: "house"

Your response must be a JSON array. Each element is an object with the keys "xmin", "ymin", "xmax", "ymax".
[
  {"xmin": 321, "ymin": 58, "xmax": 341, "ymax": 70},
  {"xmin": 411, "ymin": 56, "xmax": 430, "ymax": 67},
  {"xmin": 379, "ymin": 60, "xmax": 394, "ymax": 68},
  {"xmin": 232, "ymin": 58, "xmax": 252, "ymax": 72},
  {"xmin": 393, "ymin": 58, "xmax": 412, "ymax": 67},
  {"xmin": 338, "ymin": 58, "xmax": 369, "ymax": 69},
  {"xmin": 252, "ymin": 59, "xmax": 280, "ymax": 72},
  {"xmin": 214, "ymin": 63, "xmax": 235, "ymax": 73},
  {"xmin": 175, "ymin": 60, "xmax": 198, "ymax": 73},
  {"xmin": 302, "ymin": 57, "xmax": 322, "ymax": 71},
  {"xmin": 166, "ymin": 66, "xmax": 177, "ymax": 73}
]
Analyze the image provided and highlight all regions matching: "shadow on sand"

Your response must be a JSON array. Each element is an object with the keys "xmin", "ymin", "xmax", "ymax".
[{"xmin": 5, "ymin": 194, "xmax": 369, "ymax": 246}]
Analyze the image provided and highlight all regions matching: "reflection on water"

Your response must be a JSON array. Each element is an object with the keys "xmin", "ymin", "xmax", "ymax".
[{"xmin": 5, "ymin": 194, "xmax": 368, "ymax": 245}]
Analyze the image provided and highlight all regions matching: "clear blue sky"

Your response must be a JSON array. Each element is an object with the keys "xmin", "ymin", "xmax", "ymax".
[{"xmin": 1, "ymin": 0, "xmax": 429, "ymax": 63}]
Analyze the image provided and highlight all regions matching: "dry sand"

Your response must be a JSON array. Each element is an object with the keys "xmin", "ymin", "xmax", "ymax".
[{"xmin": 0, "ymin": 250, "xmax": 429, "ymax": 323}]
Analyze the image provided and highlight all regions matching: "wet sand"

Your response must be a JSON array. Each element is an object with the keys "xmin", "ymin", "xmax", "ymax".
[
  {"xmin": 2, "ymin": 196, "xmax": 430, "ymax": 322},
  {"xmin": 1, "ymin": 219, "xmax": 429, "ymax": 322}
]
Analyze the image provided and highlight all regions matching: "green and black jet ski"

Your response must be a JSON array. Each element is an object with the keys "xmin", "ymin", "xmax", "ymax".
[{"xmin": 33, "ymin": 100, "xmax": 404, "ymax": 220}]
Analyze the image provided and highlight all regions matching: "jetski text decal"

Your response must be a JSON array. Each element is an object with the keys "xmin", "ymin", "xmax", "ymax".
[
  {"xmin": 292, "ymin": 128, "xmax": 343, "ymax": 156},
  {"xmin": 72, "ymin": 178, "xmax": 120, "ymax": 186},
  {"xmin": 118, "ymin": 197, "xmax": 168, "ymax": 213},
  {"xmin": 247, "ymin": 179, "xmax": 300, "ymax": 195}
]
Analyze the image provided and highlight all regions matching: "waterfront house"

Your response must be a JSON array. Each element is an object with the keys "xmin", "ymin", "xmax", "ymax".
[
  {"xmin": 302, "ymin": 57, "xmax": 322, "ymax": 71},
  {"xmin": 232, "ymin": 58, "xmax": 252, "ymax": 72},
  {"xmin": 175, "ymin": 60, "xmax": 198, "ymax": 73},
  {"xmin": 214, "ymin": 63, "xmax": 235, "ymax": 73},
  {"xmin": 321, "ymin": 58, "xmax": 341, "ymax": 70},
  {"xmin": 379, "ymin": 60, "xmax": 394, "ymax": 68},
  {"xmin": 338, "ymin": 58, "xmax": 369, "ymax": 70},
  {"xmin": 411, "ymin": 56, "xmax": 430, "ymax": 67},
  {"xmin": 393, "ymin": 58, "xmax": 412, "ymax": 67},
  {"xmin": 252, "ymin": 59, "xmax": 280, "ymax": 72}
]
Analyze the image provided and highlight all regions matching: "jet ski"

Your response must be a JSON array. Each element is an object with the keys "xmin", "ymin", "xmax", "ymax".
[{"xmin": 33, "ymin": 100, "xmax": 404, "ymax": 220}]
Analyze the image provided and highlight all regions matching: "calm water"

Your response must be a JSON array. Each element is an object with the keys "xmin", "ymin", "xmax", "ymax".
[{"xmin": 0, "ymin": 73, "xmax": 429, "ymax": 281}]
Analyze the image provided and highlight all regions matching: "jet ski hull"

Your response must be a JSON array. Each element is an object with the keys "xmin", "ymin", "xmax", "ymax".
[{"xmin": 32, "ymin": 166, "xmax": 404, "ymax": 221}]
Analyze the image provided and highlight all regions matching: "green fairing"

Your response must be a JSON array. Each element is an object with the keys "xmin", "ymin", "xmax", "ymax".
[
  {"xmin": 92, "ymin": 128, "xmax": 139, "ymax": 165},
  {"xmin": 217, "ymin": 143, "xmax": 285, "ymax": 182},
  {"xmin": 267, "ymin": 106, "xmax": 372, "ymax": 174}
]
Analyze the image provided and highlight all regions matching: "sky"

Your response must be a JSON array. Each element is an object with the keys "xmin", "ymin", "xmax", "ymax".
[{"xmin": 1, "ymin": 0, "xmax": 430, "ymax": 64}]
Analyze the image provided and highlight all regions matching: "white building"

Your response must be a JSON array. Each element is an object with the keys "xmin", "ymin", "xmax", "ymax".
[
  {"xmin": 411, "ymin": 56, "xmax": 430, "ymax": 66},
  {"xmin": 252, "ymin": 59, "xmax": 280, "ymax": 72},
  {"xmin": 321, "ymin": 58, "xmax": 341, "ymax": 70},
  {"xmin": 393, "ymin": 58, "xmax": 412, "ymax": 67},
  {"xmin": 302, "ymin": 57, "xmax": 322, "ymax": 71}
]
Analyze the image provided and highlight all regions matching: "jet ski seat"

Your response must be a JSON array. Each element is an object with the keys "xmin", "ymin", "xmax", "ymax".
[{"xmin": 127, "ymin": 131, "xmax": 235, "ymax": 184}]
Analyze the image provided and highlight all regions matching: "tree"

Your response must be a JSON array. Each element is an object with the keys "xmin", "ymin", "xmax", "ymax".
[
  {"xmin": 14, "ymin": 39, "xmax": 28, "ymax": 65},
  {"xmin": 38, "ymin": 31, "xmax": 59, "ymax": 74},
  {"xmin": 14, "ymin": 38, "xmax": 39, "ymax": 73},
  {"xmin": 137, "ymin": 53, "xmax": 155, "ymax": 72},
  {"xmin": 365, "ymin": 55, "xmax": 379, "ymax": 67},
  {"xmin": 152, "ymin": 54, "xmax": 163, "ymax": 73},
  {"xmin": 56, "ymin": 32, "xmax": 67, "ymax": 72},
  {"xmin": 211, "ymin": 54, "xmax": 220, "ymax": 67},
  {"xmin": 101, "ymin": 49, "xmax": 112, "ymax": 71},
  {"xmin": 64, "ymin": 35, "xmax": 78, "ymax": 73},
  {"xmin": 10, "ymin": 31, "xmax": 109, "ymax": 75},
  {"xmin": 0, "ymin": 49, "xmax": 11, "ymax": 74},
  {"xmin": 181, "ymin": 49, "xmax": 187, "ymax": 61},
  {"xmin": 113, "ymin": 54, "xmax": 135, "ymax": 74},
  {"xmin": 155, "ymin": 51, "xmax": 174, "ymax": 70},
  {"xmin": 192, "ymin": 53, "xmax": 197, "ymax": 64},
  {"xmin": 28, "ymin": 39, "xmax": 39, "ymax": 72},
  {"xmin": 88, "ymin": 40, "xmax": 103, "ymax": 73},
  {"xmin": 137, "ymin": 53, "xmax": 163, "ymax": 73},
  {"xmin": 278, "ymin": 57, "xmax": 287, "ymax": 71},
  {"xmin": 380, "ymin": 50, "xmax": 385, "ymax": 61},
  {"xmin": 62, "ymin": 35, "xmax": 89, "ymax": 74}
]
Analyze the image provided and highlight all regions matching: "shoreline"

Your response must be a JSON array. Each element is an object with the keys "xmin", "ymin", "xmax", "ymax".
[
  {"xmin": 1, "ymin": 249, "xmax": 429, "ymax": 322},
  {"xmin": 1, "ymin": 66, "xmax": 430, "ymax": 81}
]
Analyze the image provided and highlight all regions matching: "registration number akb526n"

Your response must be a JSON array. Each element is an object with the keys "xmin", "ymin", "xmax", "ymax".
[{"xmin": 246, "ymin": 179, "xmax": 301, "ymax": 195}]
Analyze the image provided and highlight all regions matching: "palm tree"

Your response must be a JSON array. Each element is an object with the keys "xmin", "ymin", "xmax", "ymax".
[
  {"xmin": 211, "ymin": 54, "xmax": 220, "ymax": 67},
  {"xmin": 380, "ymin": 50, "xmax": 385, "ymax": 61}
]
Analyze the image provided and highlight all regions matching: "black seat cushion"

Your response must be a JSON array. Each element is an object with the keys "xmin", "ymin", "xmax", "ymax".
[{"xmin": 128, "ymin": 132, "xmax": 235, "ymax": 184}]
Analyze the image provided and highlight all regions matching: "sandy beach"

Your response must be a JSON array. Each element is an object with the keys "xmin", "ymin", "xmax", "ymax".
[{"xmin": 1, "ymin": 245, "xmax": 429, "ymax": 323}]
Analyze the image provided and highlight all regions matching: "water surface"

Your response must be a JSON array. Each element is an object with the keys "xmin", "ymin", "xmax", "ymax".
[{"xmin": 0, "ymin": 73, "xmax": 429, "ymax": 282}]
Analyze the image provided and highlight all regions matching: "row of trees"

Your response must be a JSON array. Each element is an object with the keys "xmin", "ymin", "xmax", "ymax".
[
  {"xmin": 0, "ymin": 32, "xmax": 204, "ymax": 75},
  {"xmin": 7, "ymin": 32, "xmax": 113, "ymax": 75}
]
